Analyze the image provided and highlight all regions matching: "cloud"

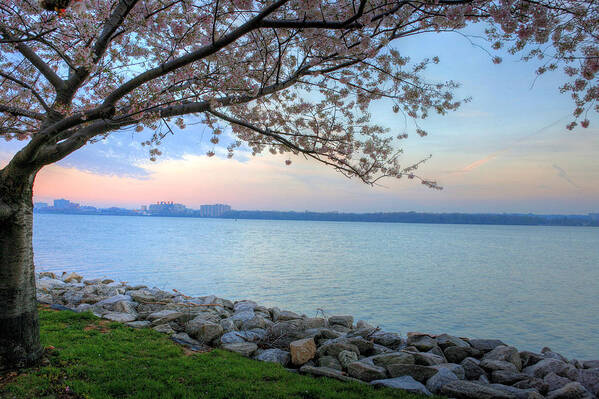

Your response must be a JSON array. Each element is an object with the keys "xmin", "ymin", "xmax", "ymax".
[{"xmin": 552, "ymin": 164, "xmax": 580, "ymax": 189}]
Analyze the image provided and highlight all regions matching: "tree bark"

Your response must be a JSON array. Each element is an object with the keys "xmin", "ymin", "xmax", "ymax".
[{"xmin": 0, "ymin": 164, "xmax": 43, "ymax": 370}]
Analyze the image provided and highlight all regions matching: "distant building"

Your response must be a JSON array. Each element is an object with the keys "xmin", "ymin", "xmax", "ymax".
[
  {"xmin": 141, "ymin": 205, "xmax": 147, "ymax": 211},
  {"xmin": 148, "ymin": 201, "xmax": 188, "ymax": 215},
  {"xmin": 199, "ymin": 204, "xmax": 231, "ymax": 217},
  {"xmin": 53, "ymin": 199, "xmax": 79, "ymax": 209},
  {"xmin": 589, "ymin": 213, "xmax": 599, "ymax": 221},
  {"xmin": 34, "ymin": 202, "xmax": 48, "ymax": 209}
]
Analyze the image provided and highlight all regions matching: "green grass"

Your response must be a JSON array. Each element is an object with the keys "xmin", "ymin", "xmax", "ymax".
[{"xmin": 0, "ymin": 308, "xmax": 437, "ymax": 399}]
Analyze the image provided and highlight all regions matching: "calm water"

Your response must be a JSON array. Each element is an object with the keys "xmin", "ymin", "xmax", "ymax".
[{"xmin": 33, "ymin": 213, "xmax": 599, "ymax": 359}]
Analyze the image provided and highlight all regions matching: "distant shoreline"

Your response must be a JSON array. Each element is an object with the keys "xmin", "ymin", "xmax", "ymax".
[{"xmin": 34, "ymin": 208, "xmax": 599, "ymax": 227}]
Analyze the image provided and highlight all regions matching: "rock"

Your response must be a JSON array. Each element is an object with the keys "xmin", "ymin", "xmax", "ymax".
[
  {"xmin": 469, "ymin": 339, "xmax": 507, "ymax": 353},
  {"xmin": 317, "ymin": 341, "xmax": 359, "ymax": 357},
  {"xmin": 74, "ymin": 303, "xmax": 92, "ymax": 313},
  {"xmin": 559, "ymin": 364, "xmax": 581, "ymax": 381},
  {"xmin": 275, "ymin": 310, "xmax": 301, "ymax": 322},
  {"xmin": 126, "ymin": 321, "xmax": 151, "ymax": 329},
  {"xmin": 128, "ymin": 289, "xmax": 156, "ymax": 303},
  {"xmin": 220, "ymin": 330, "xmax": 265, "ymax": 344},
  {"xmin": 437, "ymin": 334, "xmax": 471, "ymax": 350},
  {"xmin": 407, "ymin": 351, "xmax": 446, "ymax": 366},
  {"xmin": 370, "ymin": 352, "xmax": 416, "ymax": 367},
  {"xmin": 302, "ymin": 318, "xmax": 326, "ymax": 329},
  {"xmin": 289, "ymin": 338, "xmax": 317, "ymax": 366},
  {"xmin": 102, "ymin": 312, "xmax": 137, "ymax": 322},
  {"xmin": 576, "ymin": 368, "xmax": 599, "ymax": 396},
  {"xmin": 546, "ymin": 382, "xmax": 593, "ymax": 399},
  {"xmin": 371, "ymin": 331, "xmax": 403, "ymax": 350},
  {"xmin": 426, "ymin": 368, "xmax": 459, "ymax": 394},
  {"xmin": 544, "ymin": 372, "xmax": 573, "ymax": 392},
  {"xmin": 220, "ymin": 318, "xmax": 236, "ymax": 332},
  {"xmin": 221, "ymin": 342, "xmax": 258, "ymax": 357},
  {"xmin": 461, "ymin": 357, "xmax": 487, "ymax": 380},
  {"xmin": 386, "ymin": 364, "xmax": 439, "ymax": 382},
  {"xmin": 407, "ymin": 334, "xmax": 437, "ymax": 352},
  {"xmin": 429, "ymin": 346, "xmax": 446, "ymax": 358},
  {"xmin": 153, "ymin": 324, "xmax": 175, "ymax": 334},
  {"xmin": 513, "ymin": 378, "xmax": 550, "ymax": 395},
  {"xmin": 431, "ymin": 363, "xmax": 466, "ymax": 380},
  {"xmin": 441, "ymin": 380, "xmax": 517, "ymax": 398},
  {"xmin": 347, "ymin": 361, "xmax": 387, "ymax": 382},
  {"xmin": 523, "ymin": 358, "xmax": 568, "ymax": 379},
  {"xmin": 84, "ymin": 278, "xmax": 102, "ymax": 285},
  {"xmin": 38, "ymin": 278, "xmax": 66, "ymax": 290},
  {"xmin": 50, "ymin": 304, "xmax": 74, "ymax": 312},
  {"xmin": 186, "ymin": 318, "xmax": 224, "ymax": 344},
  {"xmin": 372, "ymin": 376, "xmax": 432, "ymax": 396},
  {"xmin": 36, "ymin": 292, "xmax": 53, "ymax": 304},
  {"xmin": 582, "ymin": 360, "xmax": 599, "ymax": 369},
  {"xmin": 489, "ymin": 384, "xmax": 541, "ymax": 399},
  {"xmin": 254, "ymin": 349, "xmax": 290, "ymax": 366},
  {"xmin": 318, "ymin": 355, "xmax": 343, "ymax": 370},
  {"xmin": 39, "ymin": 272, "xmax": 57, "ymax": 279},
  {"xmin": 356, "ymin": 320, "xmax": 374, "ymax": 329},
  {"xmin": 233, "ymin": 300, "xmax": 257, "ymax": 312},
  {"xmin": 113, "ymin": 301, "xmax": 137, "ymax": 316},
  {"xmin": 484, "ymin": 346, "xmax": 522, "ymax": 370},
  {"xmin": 338, "ymin": 350, "xmax": 359, "ymax": 369},
  {"xmin": 62, "ymin": 272, "xmax": 83, "ymax": 283},
  {"xmin": 520, "ymin": 351, "xmax": 545, "ymax": 368},
  {"xmin": 95, "ymin": 294, "xmax": 133, "ymax": 307},
  {"xmin": 320, "ymin": 336, "xmax": 373, "ymax": 355},
  {"xmin": 480, "ymin": 359, "xmax": 519, "ymax": 372},
  {"xmin": 371, "ymin": 344, "xmax": 395, "ymax": 355},
  {"xmin": 330, "ymin": 324, "xmax": 351, "ymax": 333},
  {"xmin": 570, "ymin": 359, "xmax": 584, "ymax": 369},
  {"xmin": 299, "ymin": 365, "xmax": 362, "ymax": 383},
  {"xmin": 147, "ymin": 310, "xmax": 182, "ymax": 322},
  {"xmin": 491, "ymin": 370, "xmax": 530, "ymax": 385},
  {"xmin": 445, "ymin": 346, "xmax": 482, "ymax": 363},
  {"xmin": 328, "ymin": 315, "xmax": 353, "ymax": 328},
  {"xmin": 478, "ymin": 374, "xmax": 490, "ymax": 384}
]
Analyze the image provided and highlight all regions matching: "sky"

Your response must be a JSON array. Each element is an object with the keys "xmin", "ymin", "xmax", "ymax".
[{"xmin": 2, "ymin": 26, "xmax": 598, "ymax": 214}]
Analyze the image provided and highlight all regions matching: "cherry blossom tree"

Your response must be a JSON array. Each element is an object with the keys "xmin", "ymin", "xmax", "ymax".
[{"xmin": 1, "ymin": 0, "xmax": 597, "ymax": 369}]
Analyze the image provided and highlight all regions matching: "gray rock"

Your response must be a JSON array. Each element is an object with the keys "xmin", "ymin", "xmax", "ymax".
[
  {"xmin": 356, "ymin": 320, "xmax": 374, "ymax": 329},
  {"xmin": 220, "ymin": 330, "xmax": 265, "ymax": 344},
  {"xmin": 478, "ymin": 374, "xmax": 490, "ymax": 384},
  {"xmin": 62, "ymin": 290, "xmax": 84, "ymax": 305},
  {"xmin": 524, "ymin": 358, "xmax": 568, "ymax": 379},
  {"xmin": 320, "ymin": 336, "xmax": 373, "ymax": 355},
  {"xmin": 233, "ymin": 300, "xmax": 257, "ymax": 312},
  {"xmin": 469, "ymin": 339, "xmax": 507, "ymax": 353},
  {"xmin": 437, "ymin": 334, "xmax": 471, "ymax": 350},
  {"xmin": 113, "ymin": 301, "xmax": 138, "ymax": 316},
  {"xmin": 461, "ymin": 357, "xmax": 487, "ymax": 380},
  {"xmin": 582, "ymin": 360, "xmax": 599, "ymax": 369},
  {"xmin": 520, "ymin": 351, "xmax": 545, "ymax": 368},
  {"xmin": 147, "ymin": 309, "xmax": 182, "ymax": 321},
  {"xmin": 241, "ymin": 315, "xmax": 271, "ymax": 330},
  {"xmin": 338, "ymin": 350, "xmax": 359, "ymax": 369},
  {"xmin": 445, "ymin": 346, "xmax": 482, "ymax": 363},
  {"xmin": 542, "ymin": 347, "xmax": 569, "ymax": 363},
  {"xmin": 480, "ymin": 359, "xmax": 519, "ymax": 372},
  {"xmin": 489, "ymin": 384, "xmax": 540, "ymax": 399},
  {"xmin": 386, "ymin": 364, "xmax": 439, "ymax": 382},
  {"xmin": 328, "ymin": 315, "xmax": 353, "ymax": 328},
  {"xmin": 153, "ymin": 324, "xmax": 175, "ymax": 334},
  {"xmin": 254, "ymin": 348, "xmax": 290, "ymax": 366},
  {"xmin": 491, "ymin": 370, "xmax": 530, "ymax": 385},
  {"xmin": 544, "ymin": 372, "xmax": 573, "ymax": 392},
  {"xmin": 371, "ymin": 343, "xmax": 395, "ymax": 355},
  {"xmin": 426, "ymin": 368, "xmax": 458, "ymax": 394},
  {"xmin": 95, "ymin": 294, "xmax": 133, "ymax": 307},
  {"xmin": 441, "ymin": 380, "xmax": 517, "ymax": 398},
  {"xmin": 126, "ymin": 320, "xmax": 151, "ymax": 329},
  {"xmin": 317, "ymin": 341, "xmax": 359, "ymax": 357},
  {"xmin": 484, "ymin": 346, "xmax": 522, "ymax": 370},
  {"xmin": 576, "ymin": 368, "xmax": 599, "ymax": 396},
  {"xmin": 186, "ymin": 318, "xmax": 224, "ymax": 344},
  {"xmin": 559, "ymin": 364, "xmax": 581, "ymax": 381},
  {"xmin": 429, "ymin": 346, "xmax": 446, "ymax": 358},
  {"xmin": 347, "ymin": 361, "xmax": 387, "ymax": 382},
  {"xmin": 219, "ymin": 318, "xmax": 236, "ymax": 332},
  {"xmin": 36, "ymin": 292, "xmax": 54, "ymax": 304},
  {"xmin": 221, "ymin": 342, "xmax": 258, "ymax": 357},
  {"xmin": 299, "ymin": 365, "xmax": 362, "ymax": 383},
  {"xmin": 231, "ymin": 310, "xmax": 255, "ymax": 323},
  {"xmin": 38, "ymin": 278, "xmax": 67, "ymax": 290},
  {"xmin": 302, "ymin": 318, "xmax": 326, "ymax": 329},
  {"xmin": 128, "ymin": 289, "xmax": 156, "ymax": 303},
  {"xmin": 102, "ymin": 312, "xmax": 137, "ymax": 322},
  {"xmin": 275, "ymin": 310, "xmax": 301, "ymax": 322},
  {"xmin": 371, "ymin": 352, "xmax": 416, "ymax": 367},
  {"xmin": 318, "ymin": 355, "xmax": 342, "ymax": 370},
  {"xmin": 407, "ymin": 334, "xmax": 437, "ymax": 352},
  {"xmin": 83, "ymin": 278, "xmax": 103, "ymax": 285},
  {"xmin": 74, "ymin": 303, "xmax": 92, "ymax": 313},
  {"xmin": 406, "ymin": 351, "xmax": 446, "ymax": 366},
  {"xmin": 546, "ymin": 382, "xmax": 593, "ymax": 399},
  {"xmin": 513, "ymin": 378, "xmax": 550, "ymax": 395},
  {"xmin": 431, "ymin": 363, "xmax": 466, "ymax": 380},
  {"xmin": 371, "ymin": 331, "xmax": 403, "ymax": 350},
  {"xmin": 372, "ymin": 376, "xmax": 432, "ymax": 396},
  {"xmin": 171, "ymin": 332, "xmax": 202, "ymax": 349}
]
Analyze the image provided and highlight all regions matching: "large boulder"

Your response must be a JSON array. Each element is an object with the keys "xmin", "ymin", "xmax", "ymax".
[
  {"xmin": 62, "ymin": 272, "xmax": 83, "ymax": 283},
  {"xmin": 317, "ymin": 341, "xmax": 360, "ymax": 357},
  {"xmin": 576, "ymin": 368, "xmax": 599, "ymax": 396},
  {"xmin": 426, "ymin": 368, "xmax": 458, "ymax": 394},
  {"xmin": 370, "ymin": 331, "xmax": 403, "ymax": 350},
  {"xmin": 347, "ymin": 361, "xmax": 387, "ymax": 382},
  {"xmin": 489, "ymin": 384, "xmax": 542, "ymax": 399},
  {"xmin": 337, "ymin": 350, "xmax": 359, "ymax": 369},
  {"xmin": 386, "ymin": 364, "xmax": 439, "ymax": 383},
  {"xmin": 220, "ymin": 329, "xmax": 266, "ymax": 344},
  {"xmin": 546, "ymin": 382, "xmax": 593, "ymax": 399},
  {"xmin": 441, "ymin": 380, "xmax": 517, "ymax": 398},
  {"xmin": 185, "ymin": 318, "xmax": 224, "ymax": 344},
  {"xmin": 444, "ymin": 345, "xmax": 482, "ymax": 363},
  {"xmin": 327, "ymin": 315, "xmax": 353, "ymax": 328},
  {"xmin": 299, "ymin": 365, "xmax": 362, "ymax": 383},
  {"xmin": 468, "ymin": 339, "xmax": 507, "ymax": 353},
  {"xmin": 254, "ymin": 349, "xmax": 290, "ymax": 366},
  {"xmin": 318, "ymin": 356, "xmax": 343, "ymax": 370},
  {"xmin": 289, "ymin": 338, "xmax": 316, "ymax": 366},
  {"xmin": 479, "ymin": 359, "xmax": 519, "ymax": 373},
  {"xmin": 520, "ymin": 351, "xmax": 545, "ymax": 368},
  {"xmin": 407, "ymin": 334, "xmax": 437, "ymax": 352},
  {"xmin": 582, "ymin": 360, "xmax": 599, "ymax": 369},
  {"xmin": 544, "ymin": 372, "xmax": 573, "ymax": 392},
  {"xmin": 221, "ymin": 342, "xmax": 258, "ymax": 357},
  {"xmin": 102, "ymin": 312, "xmax": 137, "ymax": 322},
  {"xmin": 491, "ymin": 370, "xmax": 530, "ymax": 385},
  {"xmin": 431, "ymin": 363, "xmax": 466, "ymax": 380},
  {"xmin": 406, "ymin": 351, "xmax": 446, "ymax": 366},
  {"xmin": 38, "ymin": 278, "xmax": 67, "ymax": 291},
  {"xmin": 483, "ymin": 346, "xmax": 522, "ymax": 370},
  {"xmin": 372, "ymin": 376, "xmax": 432, "ymax": 396},
  {"xmin": 370, "ymin": 352, "xmax": 416, "ymax": 367},
  {"xmin": 436, "ymin": 334, "xmax": 471, "ymax": 350},
  {"xmin": 523, "ymin": 358, "xmax": 568, "ymax": 379},
  {"xmin": 461, "ymin": 357, "xmax": 487, "ymax": 380}
]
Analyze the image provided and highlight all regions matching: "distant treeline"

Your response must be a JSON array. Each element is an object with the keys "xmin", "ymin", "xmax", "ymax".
[{"xmin": 220, "ymin": 210, "xmax": 599, "ymax": 226}]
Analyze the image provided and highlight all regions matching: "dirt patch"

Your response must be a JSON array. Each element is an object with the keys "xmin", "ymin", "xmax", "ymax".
[{"xmin": 83, "ymin": 321, "xmax": 110, "ymax": 334}]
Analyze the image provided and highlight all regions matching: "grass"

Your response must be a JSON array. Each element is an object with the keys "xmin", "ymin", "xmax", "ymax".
[{"xmin": 0, "ymin": 308, "xmax": 438, "ymax": 399}]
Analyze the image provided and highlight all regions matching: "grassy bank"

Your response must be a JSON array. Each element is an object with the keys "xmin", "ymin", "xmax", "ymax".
[{"xmin": 0, "ymin": 308, "xmax": 435, "ymax": 399}]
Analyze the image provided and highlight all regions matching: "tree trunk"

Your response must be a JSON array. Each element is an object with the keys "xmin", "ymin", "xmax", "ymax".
[{"xmin": 0, "ymin": 165, "xmax": 43, "ymax": 370}]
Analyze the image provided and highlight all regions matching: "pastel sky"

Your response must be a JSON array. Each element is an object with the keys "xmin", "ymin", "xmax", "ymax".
[{"xmin": 2, "ymin": 26, "xmax": 598, "ymax": 214}]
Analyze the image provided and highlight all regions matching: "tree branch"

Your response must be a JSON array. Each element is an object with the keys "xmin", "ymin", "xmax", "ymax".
[{"xmin": 0, "ymin": 105, "xmax": 44, "ymax": 121}]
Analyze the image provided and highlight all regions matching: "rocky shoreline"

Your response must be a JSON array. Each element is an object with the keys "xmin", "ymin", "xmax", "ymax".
[{"xmin": 36, "ymin": 271, "xmax": 598, "ymax": 399}]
